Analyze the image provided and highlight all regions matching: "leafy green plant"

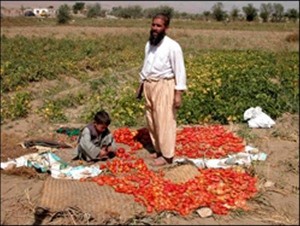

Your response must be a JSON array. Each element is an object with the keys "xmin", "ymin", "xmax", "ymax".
[
  {"xmin": 110, "ymin": 92, "xmax": 145, "ymax": 127},
  {"xmin": 37, "ymin": 100, "xmax": 68, "ymax": 123},
  {"xmin": 1, "ymin": 29, "xmax": 298, "ymax": 126},
  {"xmin": 57, "ymin": 4, "xmax": 72, "ymax": 24},
  {"xmin": 178, "ymin": 50, "xmax": 299, "ymax": 125},
  {"xmin": 1, "ymin": 91, "xmax": 32, "ymax": 123}
]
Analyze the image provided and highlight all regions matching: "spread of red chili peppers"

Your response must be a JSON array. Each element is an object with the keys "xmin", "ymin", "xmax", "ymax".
[{"xmin": 89, "ymin": 125, "xmax": 258, "ymax": 216}]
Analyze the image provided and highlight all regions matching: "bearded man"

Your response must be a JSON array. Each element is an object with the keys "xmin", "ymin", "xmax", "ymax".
[{"xmin": 137, "ymin": 13, "xmax": 187, "ymax": 166}]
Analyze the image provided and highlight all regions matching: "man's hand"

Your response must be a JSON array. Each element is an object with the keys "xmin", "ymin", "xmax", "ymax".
[
  {"xmin": 136, "ymin": 82, "xmax": 144, "ymax": 100},
  {"xmin": 174, "ymin": 90, "xmax": 183, "ymax": 109}
]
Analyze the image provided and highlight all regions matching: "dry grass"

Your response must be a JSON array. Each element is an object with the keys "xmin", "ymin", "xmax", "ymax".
[
  {"xmin": 285, "ymin": 31, "xmax": 299, "ymax": 43},
  {"xmin": 1, "ymin": 26, "xmax": 299, "ymax": 52}
]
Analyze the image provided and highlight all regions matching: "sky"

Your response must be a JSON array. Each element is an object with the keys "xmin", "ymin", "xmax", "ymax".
[{"xmin": 1, "ymin": 1, "xmax": 299, "ymax": 14}]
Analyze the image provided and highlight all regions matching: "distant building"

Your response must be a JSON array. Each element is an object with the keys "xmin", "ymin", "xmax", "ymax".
[{"xmin": 33, "ymin": 8, "xmax": 49, "ymax": 17}]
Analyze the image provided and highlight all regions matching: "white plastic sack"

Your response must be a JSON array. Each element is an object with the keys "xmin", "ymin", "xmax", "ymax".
[{"xmin": 243, "ymin": 106, "xmax": 275, "ymax": 128}]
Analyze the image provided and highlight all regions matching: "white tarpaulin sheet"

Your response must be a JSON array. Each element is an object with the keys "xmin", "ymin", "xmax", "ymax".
[
  {"xmin": 0, "ymin": 151, "xmax": 102, "ymax": 180},
  {"xmin": 174, "ymin": 146, "xmax": 267, "ymax": 169}
]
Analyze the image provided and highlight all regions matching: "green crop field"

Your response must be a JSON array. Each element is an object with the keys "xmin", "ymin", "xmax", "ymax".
[{"xmin": 1, "ymin": 17, "xmax": 299, "ymax": 127}]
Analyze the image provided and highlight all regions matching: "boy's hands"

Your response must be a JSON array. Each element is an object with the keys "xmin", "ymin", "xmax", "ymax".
[
  {"xmin": 106, "ymin": 146, "xmax": 116, "ymax": 158},
  {"xmin": 99, "ymin": 146, "xmax": 115, "ymax": 159},
  {"xmin": 99, "ymin": 148, "xmax": 108, "ymax": 158}
]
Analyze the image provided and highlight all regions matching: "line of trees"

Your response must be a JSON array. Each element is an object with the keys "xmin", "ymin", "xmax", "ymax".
[{"xmin": 56, "ymin": 2, "xmax": 299, "ymax": 24}]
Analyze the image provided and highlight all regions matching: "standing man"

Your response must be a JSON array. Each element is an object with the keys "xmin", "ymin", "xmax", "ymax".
[{"xmin": 137, "ymin": 13, "xmax": 187, "ymax": 166}]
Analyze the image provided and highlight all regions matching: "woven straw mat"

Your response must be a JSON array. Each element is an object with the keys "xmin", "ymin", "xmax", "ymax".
[{"xmin": 38, "ymin": 163, "xmax": 200, "ymax": 221}]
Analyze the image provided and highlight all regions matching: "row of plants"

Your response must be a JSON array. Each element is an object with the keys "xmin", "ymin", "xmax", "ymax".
[
  {"xmin": 1, "ymin": 35, "xmax": 298, "ymax": 126},
  {"xmin": 179, "ymin": 50, "xmax": 299, "ymax": 124},
  {"xmin": 1, "ymin": 17, "xmax": 299, "ymax": 31},
  {"xmin": 0, "ymin": 34, "xmax": 144, "ymax": 93}
]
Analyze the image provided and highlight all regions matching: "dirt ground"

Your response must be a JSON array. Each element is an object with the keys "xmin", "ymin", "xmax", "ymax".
[{"xmin": 1, "ymin": 112, "xmax": 299, "ymax": 225}]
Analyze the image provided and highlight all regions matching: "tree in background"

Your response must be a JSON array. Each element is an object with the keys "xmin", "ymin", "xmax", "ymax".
[
  {"xmin": 143, "ymin": 5, "xmax": 174, "ymax": 19},
  {"xmin": 56, "ymin": 4, "xmax": 72, "ymax": 24},
  {"xmin": 211, "ymin": 2, "xmax": 227, "ymax": 21},
  {"xmin": 50, "ymin": 2, "xmax": 300, "ymax": 22},
  {"xmin": 203, "ymin": 10, "xmax": 211, "ymax": 21},
  {"xmin": 105, "ymin": 3, "xmax": 299, "ymax": 22},
  {"xmin": 157, "ymin": 5, "xmax": 174, "ymax": 18},
  {"xmin": 143, "ymin": 7, "xmax": 158, "ymax": 18},
  {"xmin": 125, "ymin": 5, "xmax": 143, "ymax": 18},
  {"xmin": 86, "ymin": 3, "xmax": 102, "ymax": 18},
  {"xmin": 271, "ymin": 3, "xmax": 284, "ymax": 22},
  {"xmin": 230, "ymin": 7, "xmax": 240, "ymax": 21},
  {"xmin": 260, "ymin": 3, "xmax": 273, "ymax": 22},
  {"xmin": 72, "ymin": 2, "xmax": 85, "ymax": 14},
  {"xmin": 242, "ymin": 4, "xmax": 258, "ymax": 22},
  {"xmin": 285, "ymin": 8, "xmax": 299, "ymax": 22},
  {"xmin": 110, "ymin": 5, "xmax": 143, "ymax": 19}
]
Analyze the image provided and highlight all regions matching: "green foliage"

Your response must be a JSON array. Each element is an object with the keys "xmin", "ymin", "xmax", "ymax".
[
  {"xmin": 211, "ymin": 2, "xmax": 227, "ymax": 21},
  {"xmin": 271, "ymin": 3, "xmax": 285, "ymax": 22},
  {"xmin": 80, "ymin": 86, "xmax": 116, "ymax": 123},
  {"xmin": 1, "ymin": 34, "xmax": 144, "ymax": 93},
  {"xmin": 1, "ymin": 91, "xmax": 31, "ymax": 123},
  {"xmin": 72, "ymin": 2, "xmax": 85, "ymax": 14},
  {"xmin": 143, "ymin": 5, "xmax": 175, "ymax": 19},
  {"xmin": 86, "ymin": 3, "xmax": 102, "ymax": 18},
  {"xmin": 37, "ymin": 99, "xmax": 68, "ymax": 123},
  {"xmin": 1, "ymin": 16, "xmax": 298, "ymax": 31},
  {"xmin": 177, "ymin": 50, "xmax": 299, "ymax": 125},
  {"xmin": 230, "ymin": 8, "xmax": 240, "ymax": 21},
  {"xmin": 1, "ymin": 26, "xmax": 298, "ymax": 126},
  {"xmin": 260, "ymin": 3, "xmax": 273, "ymax": 22},
  {"xmin": 80, "ymin": 49, "xmax": 298, "ymax": 127},
  {"xmin": 56, "ymin": 4, "xmax": 72, "ymax": 24},
  {"xmin": 285, "ymin": 8, "xmax": 299, "ymax": 22},
  {"xmin": 110, "ymin": 5, "xmax": 143, "ymax": 19},
  {"xmin": 242, "ymin": 4, "xmax": 258, "ymax": 21},
  {"xmin": 155, "ymin": 5, "xmax": 175, "ymax": 18},
  {"xmin": 110, "ymin": 87, "xmax": 145, "ymax": 127}
]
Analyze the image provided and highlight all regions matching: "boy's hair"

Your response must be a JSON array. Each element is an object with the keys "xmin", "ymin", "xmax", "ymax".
[
  {"xmin": 94, "ymin": 110, "xmax": 111, "ymax": 126},
  {"xmin": 153, "ymin": 13, "xmax": 170, "ymax": 27}
]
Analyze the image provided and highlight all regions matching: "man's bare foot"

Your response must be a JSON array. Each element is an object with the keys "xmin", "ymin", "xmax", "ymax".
[
  {"xmin": 151, "ymin": 156, "xmax": 173, "ymax": 166},
  {"xmin": 149, "ymin": 152, "xmax": 161, "ymax": 159}
]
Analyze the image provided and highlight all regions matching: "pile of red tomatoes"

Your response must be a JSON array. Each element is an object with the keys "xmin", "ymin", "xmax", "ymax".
[
  {"xmin": 176, "ymin": 125, "xmax": 245, "ymax": 159},
  {"xmin": 90, "ymin": 125, "xmax": 258, "ymax": 216}
]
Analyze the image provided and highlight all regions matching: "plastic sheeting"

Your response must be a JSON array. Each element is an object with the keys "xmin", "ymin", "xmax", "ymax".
[
  {"xmin": 174, "ymin": 146, "xmax": 267, "ymax": 169},
  {"xmin": 0, "ymin": 151, "xmax": 102, "ymax": 180}
]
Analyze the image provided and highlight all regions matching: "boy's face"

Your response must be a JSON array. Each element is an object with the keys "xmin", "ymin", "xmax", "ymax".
[{"xmin": 94, "ymin": 123, "xmax": 107, "ymax": 133}]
